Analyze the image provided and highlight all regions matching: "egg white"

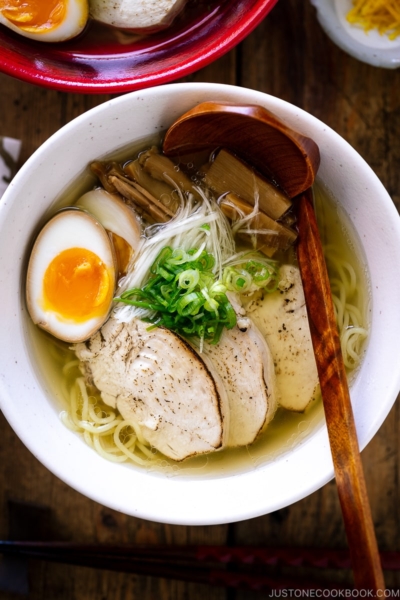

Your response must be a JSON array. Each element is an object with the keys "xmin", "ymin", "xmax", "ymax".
[
  {"xmin": 77, "ymin": 189, "xmax": 142, "ymax": 252},
  {"xmin": 26, "ymin": 210, "xmax": 116, "ymax": 343},
  {"xmin": 0, "ymin": 0, "xmax": 89, "ymax": 42}
]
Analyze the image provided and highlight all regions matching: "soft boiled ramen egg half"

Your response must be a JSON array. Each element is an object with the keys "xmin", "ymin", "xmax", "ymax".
[
  {"xmin": 0, "ymin": 0, "xmax": 88, "ymax": 42},
  {"xmin": 26, "ymin": 210, "xmax": 116, "ymax": 343}
]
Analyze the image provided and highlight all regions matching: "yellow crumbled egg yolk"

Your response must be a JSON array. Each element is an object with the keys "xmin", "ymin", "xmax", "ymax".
[
  {"xmin": 43, "ymin": 247, "xmax": 112, "ymax": 322},
  {"xmin": 347, "ymin": 0, "xmax": 400, "ymax": 39}
]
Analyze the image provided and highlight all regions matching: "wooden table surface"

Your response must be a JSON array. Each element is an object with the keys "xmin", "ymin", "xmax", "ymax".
[{"xmin": 1, "ymin": 1, "xmax": 399, "ymax": 597}]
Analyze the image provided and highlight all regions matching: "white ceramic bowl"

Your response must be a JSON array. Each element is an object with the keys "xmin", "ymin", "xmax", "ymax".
[{"xmin": 1, "ymin": 83, "xmax": 400, "ymax": 525}]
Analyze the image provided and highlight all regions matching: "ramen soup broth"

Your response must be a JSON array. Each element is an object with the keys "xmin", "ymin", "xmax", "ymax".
[{"xmin": 24, "ymin": 148, "xmax": 371, "ymax": 479}]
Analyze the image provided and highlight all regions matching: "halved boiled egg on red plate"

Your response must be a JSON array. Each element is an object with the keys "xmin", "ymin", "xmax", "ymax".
[{"xmin": 0, "ymin": 0, "xmax": 88, "ymax": 42}]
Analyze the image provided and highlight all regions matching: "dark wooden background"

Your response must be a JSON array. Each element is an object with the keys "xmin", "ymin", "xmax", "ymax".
[{"xmin": 0, "ymin": 0, "xmax": 399, "ymax": 597}]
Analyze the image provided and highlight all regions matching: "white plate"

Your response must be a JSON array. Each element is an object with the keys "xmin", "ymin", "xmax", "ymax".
[{"xmin": 311, "ymin": 0, "xmax": 400, "ymax": 68}]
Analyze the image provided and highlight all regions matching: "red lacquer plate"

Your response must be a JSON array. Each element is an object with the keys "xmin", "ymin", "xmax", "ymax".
[{"xmin": 0, "ymin": 0, "xmax": 278, "ymax": 94}]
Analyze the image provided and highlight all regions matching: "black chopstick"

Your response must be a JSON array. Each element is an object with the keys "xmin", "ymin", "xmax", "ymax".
[
  {"xmin": 1, "ymin": 542, "xmax": 399, "ymax": 570},
  {"xmin": 0, "ymin": 542, "xmax": 355, "ymax": 592}
]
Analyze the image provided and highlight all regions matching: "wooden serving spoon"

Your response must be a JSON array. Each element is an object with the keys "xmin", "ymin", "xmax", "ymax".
[
  {"xmin": 163, "ymin": 102, "xmax": 385, "ymax": 592},
  {"xmin": 163, "ymin": 101, "xmax": 320, "ymax": 199}
]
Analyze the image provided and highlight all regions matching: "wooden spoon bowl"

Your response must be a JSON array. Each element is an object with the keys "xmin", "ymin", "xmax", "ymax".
[{"xmin": 163, "ymin": 101, "xmax": 320, "ymax": 199}]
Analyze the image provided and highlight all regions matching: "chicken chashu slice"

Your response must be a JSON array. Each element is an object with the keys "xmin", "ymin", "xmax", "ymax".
[
  {"xmin": 74, "ymin": 317, "xmax": 229, "ymax": 462},
  {"xmin": 245, "ymin": 264, "xmax": 319, "ymax": 411},
  {"xmin": 200, "ymin": 319, "xmax": 277, "ymax": 447}
]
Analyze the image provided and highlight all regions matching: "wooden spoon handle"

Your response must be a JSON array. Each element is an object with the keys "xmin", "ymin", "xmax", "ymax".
[{"xmin": 296, "ymin": 189, "xmax": 385, "ymax": 592}]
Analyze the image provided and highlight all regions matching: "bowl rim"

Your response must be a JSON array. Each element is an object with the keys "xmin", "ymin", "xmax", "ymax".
[
  {"xmin": 0, "ymin": 0, "xmax": 278, "ymax": 93},
  {"xmin": 1, "ymin": 82, "xmax": 400, "ymax": 525}
]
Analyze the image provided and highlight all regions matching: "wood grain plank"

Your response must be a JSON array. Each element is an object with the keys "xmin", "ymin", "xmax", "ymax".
[{"xmin": 1, "ymin": 0, "xmax": 400, "ymax": 596}]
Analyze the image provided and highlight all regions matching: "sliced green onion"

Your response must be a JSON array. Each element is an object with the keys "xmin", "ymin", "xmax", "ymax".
[
  {"xmin": 223, "ymin": 267, "xmax": 252, "ymax": 292},
  {"xmin": 168, "ymin": 248, "xmax": 188, "ymax": 265},
  {"xmin": 115, "ymin": 246, "xmax": 279, "ymax": 345},
  {"xmin": 150, "ymin": 247, "xmax": 172, "ymax": 274},
  {"xmin": 156, "ymin": 266, "xmax": 174, "ymax": 281},
  {"xmin": 176, "ymin": 292, "xmax": 203, "ymax": 316},
  {"xmin": 115, "ymin": 246, "xmax": 237, "ymax": 344},
  {"xmin": 178, "ymin": 269, "xmax": 200, "ymax": 291}
]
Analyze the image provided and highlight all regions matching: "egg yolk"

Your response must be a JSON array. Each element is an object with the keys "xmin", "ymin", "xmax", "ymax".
[
  {"xmin": 43, "ymin": 247, "xmax": 113, "ymax": 322},
  {"xmin": 0, "ymin": 0, "xmax": 66, "ymax": 32}
]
